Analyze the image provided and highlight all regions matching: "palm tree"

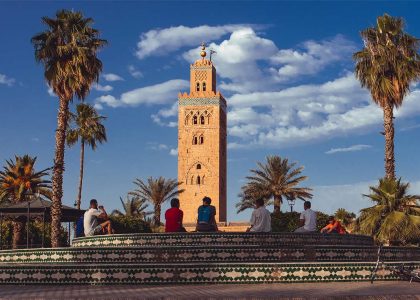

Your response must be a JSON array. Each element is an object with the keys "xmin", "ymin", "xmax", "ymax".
[
  {"xmin": 111, "ymin": 195, "xmax": 150, "ymax": 218},
  {"xmin": 129, "ymin": 177, "xmax": 184, "ymax": 225},
  {"xmin": 67, "ymin": 103, "xmax": 107, "ymax": 210},
  {"xmin": 237, "ymin": 156, "xmax": 313, "ymax": 213},
  {"xmin": 31, "ymin": 10, "xmax": 107, "ymax": 247},
  {"xmin": 0, "ymin": 155, "xmax": 51, "ymax": 248},
  {"xmin": 353, "ymin": 14, "xmax": 420, "ymax": 179},
  {"xmin": 334, "ymin": 208, "xmax": 356, "ymax": 227},
  {"xmin": 355, "ymin": 178, "xmax": 420, "ymax": 244}
]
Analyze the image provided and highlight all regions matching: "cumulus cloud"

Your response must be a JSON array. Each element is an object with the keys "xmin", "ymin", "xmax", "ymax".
[
  {"xmin": 95, "ymin": 79, "xmax": 188, "ymax": 108},
  {"xmin": 102, "ymin": 73, "xmax": 124, "ymax": 82},
  {"xmin": 169, "ymin": 148, "xmax": 178, "ymax": 156},
  {"xmin": 325, "ymin": 144, "xmax": 372, "ymax": 155},
  {"xmin": 0, "ymin": 73, "xmax": 15, "ymax": 86},
  {"xmin": 128, "ymin": 65, "xmax": 143, "ymax": 79},
  {"xmin": 136, "ymin": 24, "xmax": 249, "ymax": 59},
  {"xmin": 151, "ymin": 102, "xmax": 178, "ymax": 127},
  {"xmin": 93, "ymin": 83, "xmax": 113, "ymax": 92},
  {"xmin": 47, "ymin": 86, "xmax": 55, "ymax": 97}
]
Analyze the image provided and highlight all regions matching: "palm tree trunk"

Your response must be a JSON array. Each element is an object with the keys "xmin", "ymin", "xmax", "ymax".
[
  {"xmin": 12, "ymin": 220, "xmax": 24, "ymax": 249},
  {"xmin": 383, "ymin": 101, "xmax": 396, "ymax": 180},
  {"xmin": 51, "ymin": 97, "xmax": 70, "ymax": 248},
  {"xmin": 273, "ymin": 195, "xmax": 281, "ymax": 214},
  {"xmin": 154, "ymin": 203, "xmax": 161, "ymax": 226},
  {"xmin": 76, "ymin": 141, "xmax": 85, "ymax": 210}
]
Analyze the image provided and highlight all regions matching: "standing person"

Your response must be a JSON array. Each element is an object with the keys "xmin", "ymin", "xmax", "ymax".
[
  {"xmin": 246, "ymin": 198, "xmax": 271, "ymax": 233},
  {"xmin": 165, "ymin": 198, "xmax": 186, "ymax": 232},
  {"xmin": 321, "ymin": 216, "xmax": 347, "ymax": 234},
  {"xmin": 196, "ymin": 196, "xmax": 218, "ymax": 232},
  {"xmin": 83, "ymin": 199, "xmax": 113, "ymax": 237},
  {"xmin": 295, "ymin": 201, "xmax": 317, "ymax": 233}
]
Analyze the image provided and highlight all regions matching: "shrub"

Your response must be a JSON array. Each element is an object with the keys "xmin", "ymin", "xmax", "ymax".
[
  {"xmin": 271, "ymin": 211, "xmax": 330, "ymax": 232},
  {"xmin": 110, "ymin": 215, "xmax": 152, "ymax": 234}
]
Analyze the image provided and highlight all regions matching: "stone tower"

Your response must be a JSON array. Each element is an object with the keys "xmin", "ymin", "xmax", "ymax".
[{"xmin": 178, "ymin": 43, "xmax": 227, "ymax": 224}]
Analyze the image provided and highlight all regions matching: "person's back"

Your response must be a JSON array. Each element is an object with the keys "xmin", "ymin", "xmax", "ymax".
[
  {"xmin": 295, "ymin": 201, "xmax": 317, "ymax": 233},
  {"xmin": 165, "ymin": 198, "xmax": 184, "ymax": 232},
  {"xmin": 84, "ymin": 207, "xmax": 101, "ymax": 236},
  {"xmin": 196, "ymin": 197, "xmax": 217, "ymax": 232},
  {"xmin": 248, "ymin": 198, "xmax": 271, "ymax": 232}
]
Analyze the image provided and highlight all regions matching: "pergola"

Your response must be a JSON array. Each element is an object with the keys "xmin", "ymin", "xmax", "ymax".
[{"xmin": 0, "ymin": 198, "xmax": 84, "ymax": 249}]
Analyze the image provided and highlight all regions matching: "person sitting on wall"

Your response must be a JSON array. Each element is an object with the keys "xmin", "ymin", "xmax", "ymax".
[
  {"xmin": 84, "ymin": 199, "xmax": 113, "ymax": 237},
  {"xmin": 196, "ymin": 196, "xmax": 218, "ymax": 232},
  {"xmin": 165, "ymin": 198, "xmax": 186, "ymax": 232},
  {"xmin": 321, "ymin": 216, "xmax": 347, "ymax": 234},
  {"xmin": 246, "ymin": 198, "xmax": 271, "ymax": 233},
  {"xmin": 294, "ymin": 201, "xmax": 317, "ymax": 233}
]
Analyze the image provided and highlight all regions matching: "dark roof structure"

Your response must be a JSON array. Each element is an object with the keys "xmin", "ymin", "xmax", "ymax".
[{"xmin": 0, "ymin": 198, "xmax": 84, "ymax": 222}]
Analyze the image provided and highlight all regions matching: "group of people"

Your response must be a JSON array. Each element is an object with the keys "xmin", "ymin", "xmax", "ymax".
[{"xmin": 80, "ymin": 197, "xmax": 347, "ymax": 237}]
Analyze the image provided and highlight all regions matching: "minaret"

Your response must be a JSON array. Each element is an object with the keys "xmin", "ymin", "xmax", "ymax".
[{"xmin": 178, "ymin": 43, "xmax": 227, "ymax": 224}]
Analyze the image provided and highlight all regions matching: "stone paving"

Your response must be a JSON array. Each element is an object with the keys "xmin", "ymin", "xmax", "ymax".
[{"xmin": 0, "ymin": 282, "xmax": 418, "ymax": 299}]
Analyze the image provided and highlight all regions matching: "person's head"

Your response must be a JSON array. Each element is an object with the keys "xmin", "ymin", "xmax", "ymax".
[
  {"xmin": 304, "ymin": 201, "xmax": 311, "ymax": 210},
  {"xmin": 171, "ymin": 198, "xmax": 180, "ymax": 208},
  {"xmin": 202, "ymin": 196, "xmax": 212, "ymax": 206},
  {"xmin": 255, "ymin": 198, "xmax": 265, "ymax": 208},
  {"xmin": 328, "ymin": 216, "xmax": 335, "ymax": 224},
  {"xmin": 90, "ymin": 199, "xmax": 98, "ymax": 209}
]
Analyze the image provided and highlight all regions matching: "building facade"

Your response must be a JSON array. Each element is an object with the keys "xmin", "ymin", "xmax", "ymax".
[{"xmin": 178, "ymin": 44, "xmax": 227, "ymax": 224}]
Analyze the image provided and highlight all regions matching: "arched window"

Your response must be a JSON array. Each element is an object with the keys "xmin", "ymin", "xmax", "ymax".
[
  {"xmin": 199, "ymin": 135, "xmax": 204, "ymax": 144},
  {"xmin": 196, "ymin": 82, "xmax": 200, "ymax": 92},
  {"xmin": 197, "ymin": 176, "xmax": 201, "ymax": 185},
  {"xmin": 197, "ymin": 164, "xmax": 201, "ymax": 170},
  {"xmin": 193, "ymin": 136, "xmax": 198, "ymax": 145},
  {"xmin": 200, "ymin": 115, "xmax": 205, "ymax": 125},
  {"xmin": 202, "ymin": 82, "xmax": 206, "ymax": 92},
  {"xmin": 193, "ymin": 115, "xmax": 198, "ymax": 125}
]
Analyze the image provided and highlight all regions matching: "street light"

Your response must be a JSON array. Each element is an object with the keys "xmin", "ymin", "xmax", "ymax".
[{"xmin": 287, "ymin": 197, "xmax": 296, "ymax": 212}]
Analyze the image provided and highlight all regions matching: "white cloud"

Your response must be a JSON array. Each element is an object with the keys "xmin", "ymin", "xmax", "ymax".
[
  {"xmin": 325, "ymin": 144, "xmax": 372, "ymax": 155},
  {"xmin": 0, "ymin": 73, "xmax": 15, "ymax": 86},
  {"xmin": 96, "ymin": 79, "xmax": 189, "ymax": 108},
  {"xmin": 102, "ymin": 73, "xmax": 124, "ymax": 82},
  {"xmin": 270, "ymin": 35, "xmax": 356, "ymax": 80},
  {"xmin": 136, "ymin": 24, "xmax": 249, "ymax": 59},
  {"xmin": 151, "ymin": 102, "xmax": 178, "ymax": 127},
  {"xmin": 128, "ymin": 65, "xmax": 143, "ymax": 79},
  {"xmin": 47, "ymin": 86, "xmax": 55, "ymax": 97},
  {"xmin": 147, "ymin": 143, "xmax": 169, "ymax": 151},
  {"xmin": 31, "ymin": 137, "xmax": 40, "ymax": 143},
  {"xmin": 93, "ymin": 83, "xmax": 113, "ymax": 92},
  {"xmin": 169, "ymin": 148, "xmax": 178, "ymax": 156}
]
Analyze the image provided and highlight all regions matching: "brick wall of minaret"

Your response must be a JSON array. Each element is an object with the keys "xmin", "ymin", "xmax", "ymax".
[{"xmin": 177, "ymin": 53, "xmax": 227, "ymax": 224}]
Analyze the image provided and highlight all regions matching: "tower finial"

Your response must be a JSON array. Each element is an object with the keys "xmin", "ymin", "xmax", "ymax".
[{"xmin": 200, "ymin": 42, "xmax": 207, "ymax": 59}]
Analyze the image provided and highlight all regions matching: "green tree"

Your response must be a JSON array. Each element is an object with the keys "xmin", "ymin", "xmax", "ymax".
[
  {"xmin": 31, "ymin": 10, "xmax": 107, "ymax": 247},
  {"xmin": 129, "ymin": 177, "xmax": 184, "ymax": 225},
  {"xmin": 355, "ymin": 178, "xmax": 420, "ymax": 244},
  {"xmin": 111, "ymin": 195, "xmax": 150, "ymax": 218},
  {"xmin": 0, "ymin": 155, "xmax": 51, "ymax": 248},
  {"xmin": 335, "ymin": 208, "xmax": 356, "ymax": 227},
  {"xmin": 237, "ymin": 156, "xmax": 312, "ymax": 213},
  {"xmin": 67, "ymin": 103, "xmax": 107, "ymax": 210},
  {"xmin": 353, "ymin": 14, "xmax": 420, "ymax": 179}
]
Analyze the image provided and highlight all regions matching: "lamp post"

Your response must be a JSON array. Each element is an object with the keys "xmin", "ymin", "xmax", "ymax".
[{"xmin": 287, "ymin": 198, "xmax": 296, "ymax": 212}]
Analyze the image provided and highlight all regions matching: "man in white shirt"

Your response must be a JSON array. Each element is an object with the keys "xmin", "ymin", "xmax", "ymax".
[
  {"xmin": 295, "ymin": 201, "xmax": 317, "ymax": 233},
  {"xmin": 84, "ymin": 199, "xmax": 113, "ymax": 237},
  {"xmin": 247, "ymin": 198, "xmax": 271, "ymax": 233}
]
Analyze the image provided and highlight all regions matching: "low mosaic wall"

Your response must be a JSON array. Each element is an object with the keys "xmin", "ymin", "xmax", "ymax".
[
  {"xmin": 0, "ymin": 246, "xmax": 418, "ymax": 264},
  {"xmin": 0, "ymin": 262, "xmax": 418, "ymax": 285},
  {"xmin": 72, "ymin": 232, "xmax": 374, "ymax": 248}
]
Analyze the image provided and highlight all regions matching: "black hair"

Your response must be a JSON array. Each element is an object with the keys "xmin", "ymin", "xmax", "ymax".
[
  {"xmin": 255, "ymin": 198, "xmax": 264, "ymax": 207},
  {"xmin": 202, "ymin": 196, "xmax": 211, "ymax": 204},
  {"xmin": 328, "ymin": 216, "xmax": 335, "ymax": 221},
  {"xmin": 304, "ymin": 201, "xmax": 311, "ymax": 208},
  {"xmin": 90, "ymin": 199, "xmax": 98, "ymax": 206},
  {"xmin": 171, "ymin": 198, "xmax": 180, "ymax": 208}
]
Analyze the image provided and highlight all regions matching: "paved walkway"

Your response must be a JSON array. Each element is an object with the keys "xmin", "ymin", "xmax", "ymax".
[{"xmin": 0, "ymin": 282, "xmax": 418, "ymax": 299}]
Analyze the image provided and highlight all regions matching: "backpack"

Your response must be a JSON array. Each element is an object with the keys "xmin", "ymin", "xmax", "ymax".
[
  {"xmin": 75, "ymin": 216, "xmax": 85, "ymax": 238},
  {"xmin": 198, "ymin": 205, "xmax": 212, "ymax": 223}
]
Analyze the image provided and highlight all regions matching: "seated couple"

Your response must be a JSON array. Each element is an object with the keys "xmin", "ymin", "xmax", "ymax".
[
  {"xmin": 83, "ymin": 199, "xmax": 114, "ymax": 237},
  {"xmin": 164, "ymin": 196, "xmax": 218, "ymax": 232}
]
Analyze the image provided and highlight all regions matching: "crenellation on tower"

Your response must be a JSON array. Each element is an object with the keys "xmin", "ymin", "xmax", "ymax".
[{"xmin": 178, "ymin": 43, "xmax": 227, "ymax": 224}]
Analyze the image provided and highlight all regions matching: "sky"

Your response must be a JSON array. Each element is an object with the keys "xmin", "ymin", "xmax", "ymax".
[{"xmin": 1, "ymin": 1, "xmax": 420, "ymax": 222}]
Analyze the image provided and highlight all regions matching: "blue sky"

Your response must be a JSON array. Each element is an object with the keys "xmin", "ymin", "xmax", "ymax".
[{"xmin": 1, "ymin": 1, "xmax": 420, "ymax": 221}]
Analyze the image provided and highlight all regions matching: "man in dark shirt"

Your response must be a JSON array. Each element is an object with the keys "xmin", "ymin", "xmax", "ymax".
[
  {"xmin": 196, "ymin": 196, "xmax": 218, "ymax": 232},
  {"xmin": 165, "ymin": 198, "xmax": 185, "ymax": 232}
]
